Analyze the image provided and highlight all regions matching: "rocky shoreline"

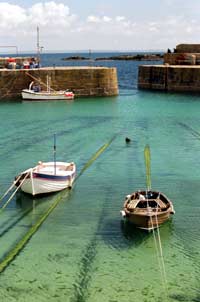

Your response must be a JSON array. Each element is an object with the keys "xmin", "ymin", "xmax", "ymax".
[{"xmin": 61, "ymin": 54, "xmax": 163, "ymax": 61}]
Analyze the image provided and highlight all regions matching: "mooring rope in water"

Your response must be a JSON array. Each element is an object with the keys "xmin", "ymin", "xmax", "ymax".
[
  {"xmin": 178, "ymin": 122, "xmax": 200, "ymax": 139},
  {"xmin": 144, "ymin": 145, "xmax": 169, "ymax": 301},
  {"xmin": 145, "ymin": 192, "xmax": 169, "ymax": 302},
  {"xmin": 0, "ymin": 171, "xmax": 31, "ymax": 210},
  {"xmin": 154, "ymin": 214, "xmax": 169, "ymax": 298},
  {"xmin": 0, "ymin": 137, "xmax": 115, "ymax": 273},
  {"xmin": 0, "ymin": 191, "xmax": 66, "ymax": 273},
  {"xmin": 0, "ymin": 208, "xmax": 32, "ymax": 238},
  {"xmin": 145, "ymin": 192, "xmax": 169, "ymax": 301},
  {"xmin": 150, "ymin": 214, "xmax": 169, "ymax": 301},
  {"xmin": 75, "ymin": 134, "xmax": 116, "ymax": 180},
  {"xmin": 145, "ymin": 194, "xmax": 164, "ymax": 285},
  {"xmin": 0, "ymin": 174, "xmax": 23, "ymax": 204}
]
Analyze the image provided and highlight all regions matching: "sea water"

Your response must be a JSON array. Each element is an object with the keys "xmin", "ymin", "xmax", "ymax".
[{"xmin": 0, "ymin": 54, "xmax": 199, "ymax": 302}]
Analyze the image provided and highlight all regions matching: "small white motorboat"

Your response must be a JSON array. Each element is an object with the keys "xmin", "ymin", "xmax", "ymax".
[
  {"xmin": 22, "ymin": 76, "xmax": 74, "ymax": 100},
  {"xmin": 15, "ymin": 161, "xmax": 76, "ymax": 195}
]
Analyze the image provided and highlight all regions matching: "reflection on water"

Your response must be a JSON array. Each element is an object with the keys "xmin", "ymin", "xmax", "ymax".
[
  {"xmin": 121, "ymin": 219, "xmax": 151, "ymax": 243},
  {"xmin": 15, "ymin": 191, "xmax": 56, "ymax": 210},
  {"xmin": 15, "ymin": 192, "xmax": 36, "ymax": 210},
  {"xmin": 120, "ymin": 218, "xmax": 174, "ymax": 247}
]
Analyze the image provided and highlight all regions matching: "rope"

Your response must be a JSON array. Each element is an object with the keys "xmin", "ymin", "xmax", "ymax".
[
  {"xmin": 0, "ymin": 190, "xmax": 66, "ymax": 273},
  {"xmin": 25, "ymin": 72, "xmax": 56, "ymax": 92},
  {"xmin": 147, "ymin": 193, "xmax": 169, "ymax": 301},
  {"xmin": 154, "ymin": 211, "xmax": 169, "ymax": 300},
  {"xmin": 75, "ymin": 135, "xmax": 116, "ymax": 180},
  {"xmin": 1, "ymin": 171, "xmax": 31, "ymax": 210},
  {"xmin": 144, "ymin": 145, "xmax": 169, "ymax": 300},
  {"xmin": 0, "ymin": 174, "xmax": 22, "ymax": 204}
]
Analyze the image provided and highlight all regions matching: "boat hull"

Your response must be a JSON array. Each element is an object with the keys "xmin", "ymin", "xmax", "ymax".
[
  {"xmin": 21, "ymin": 173, "xmax": 75, "ymax": 195},
  {"xmin": 16, "ymin": 162, "xmax": 76, "ymax": 195},
  {"xmin": 125, "ymin": 210, "xmax": 172, "ymax": 230},
  {"xmin": 22, "ymin": 90, "xmax": 74, "ymax": 100},
  {"xmin": 121, "ymin": 190, "xmax": 175, "ymax": 231}
]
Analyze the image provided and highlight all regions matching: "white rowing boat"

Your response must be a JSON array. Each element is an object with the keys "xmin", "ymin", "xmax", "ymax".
[{"xmin": 15, "ymin": 161, "xmax": 76, "ymax": 195}]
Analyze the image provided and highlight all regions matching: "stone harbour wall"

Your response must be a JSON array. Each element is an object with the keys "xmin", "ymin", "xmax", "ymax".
[
  {"xmin": 139, "ymin": 43, "xmax": 200, "ymax": 93},
  {"xmin": 176, "ymin": 44, "xmax": 200, "ymax": 53},
  {"xmin": 138, "ymin": 65, "xmax": 200, "ymax": 92},
  {"xmin": 0, "ymin": 66, "xmax": 119, "ymax": 100},
  {"xmin": 164, "ymin": 53, "xmax": 200, "ymax": 65}
]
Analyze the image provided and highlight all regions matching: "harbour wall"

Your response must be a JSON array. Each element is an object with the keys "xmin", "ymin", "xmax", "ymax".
[
  {"xmin": 138, "ymin": 65, "xmax": 200, "ymax": 92},
  {"xmin": 0, "ymin": 66, "xmax": 119, "ymax": 99},
  {"xmin": 176, "ymin": 44, "xmax": 200, "ymax": 53}
]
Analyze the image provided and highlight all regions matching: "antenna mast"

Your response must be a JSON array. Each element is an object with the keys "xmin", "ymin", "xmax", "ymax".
[{"xmin": 37, "ymin": 26, "xmax": 40, "ymax": 66}]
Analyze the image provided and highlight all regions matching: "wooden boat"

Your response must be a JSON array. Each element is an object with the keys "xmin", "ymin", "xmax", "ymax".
[
  {"xmin": 121, "ymin": 190, "xmax": 175, "ymax": 230},
  {"xmin": 22, "ymin": 76, "xmax": 74, "ymax": 100},
  {"xmin": 15, "ymin": 161, "xmax": 76, "ymax": 195},
  {"xmin": 120, "ymin": 145, "xmax": 175, "ymax": 231}
]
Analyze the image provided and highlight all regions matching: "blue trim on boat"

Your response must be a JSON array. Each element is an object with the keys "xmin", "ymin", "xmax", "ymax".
[{"xmin": 33, "ymin": 173, "xmax": 71, "ymax": 181}]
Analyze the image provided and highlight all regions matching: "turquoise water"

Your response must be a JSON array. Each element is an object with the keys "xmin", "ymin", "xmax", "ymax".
[{"xmin": 0, "ymin": 90, "xmax": 199, "ymax": 302}]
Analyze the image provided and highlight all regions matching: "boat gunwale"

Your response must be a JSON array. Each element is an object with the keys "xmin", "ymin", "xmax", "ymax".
[{"xmin": 122, "ymin": 189, "xmax": 174, "ymax": 219}]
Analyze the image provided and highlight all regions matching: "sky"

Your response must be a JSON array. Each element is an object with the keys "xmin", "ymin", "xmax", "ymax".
[{"xmin": 0, "ymin": 0, "xmax": 200, "ymax": 52}]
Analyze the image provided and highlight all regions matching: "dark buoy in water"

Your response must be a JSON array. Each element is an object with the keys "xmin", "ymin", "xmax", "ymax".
[{"xmin": 125, "ymin": 137, "xmax": 131, "ymax": 143}]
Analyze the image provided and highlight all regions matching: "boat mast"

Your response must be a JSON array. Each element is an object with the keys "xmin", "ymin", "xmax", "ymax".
[
  {"xmin": 47, "ymin": 75, "xmax": 49, "ymax": 93},
  {"xmin": 54, "ymin": 134, "xmax": 56, "ymax": 175},
  {"xmin": 37, "ymin": 26, "xmax": 40, "ymax": 67},
  {"xmin": 47, "ymin": 75, "xmax": 51, "ymax": 93}
]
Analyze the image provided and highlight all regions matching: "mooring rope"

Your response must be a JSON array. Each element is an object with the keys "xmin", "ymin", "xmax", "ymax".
[
  {"xmin": 151, "ymin": 218, "xmax": 168, "ymax": 298},
  {"xmin": 0, "ymin": 137, "xmax": 115, "ymax": 273},
  {"xmin": 0, "ymin": 191, "xmax": 66, "ymax": 273},
  {"xmin": 75, "ymin": 135, "xmax": 116, "ymax": 180},
  {"xmin": 148, "ymin": 199, "xmax": 169, "ymax": 302},
  {"xmin": 0, "ymin": 174, "xmax": 23, "ymax": 204},
  {"xmin": 145, "ymin": 193, "xmax": 163, "ymax": 278},
  {"xmin": 144, "ymin": 145, "xmax": 169, "ymax": 301},
  {"xmin": 0, "ymin": 171, "xmax": 31, "ymax": 210},
  {"xmin": 154, "ymin": 212, "xmax": 169, "ymax": 300},
  {"xmin": 25, "ymin": 72, "xmax": 56, "ymax": 92}
]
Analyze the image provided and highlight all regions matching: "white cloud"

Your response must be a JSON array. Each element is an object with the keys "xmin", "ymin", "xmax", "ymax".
[
  {"xmin": 87, "ymin": 15, "xmax": 101, "ymax": 23},
  {"xmin": 87, "ymin": 15, "xmax": 112, "ymax": 23},
  {"xmin": 85, "ymin": 14, "xmax": 135, "ymax": 35},
  {"xmin": 0, "ymin": 1, "xmax": 77, "ymax": 33},
  {"xmin": 186, "ymin": 26, "xmax": 192, "ymax": 33},
  {"xmin": 0, "ymin": 3, "xmax": 27, "ymax": 28},
  {"xmin": 0, "ymin": 1, "xmax": 199, "ymax": 51},
  {"xmin": 28, "ymin": 2, "xmax": 77, "ymax": 28},
  {"xmin": 149, "ymin": 26, "xmax": 158, "ymax": 32},
  {"xmin": 102, "ymin": 16, "xmax": 112, "ymax": 22},
  {"xmin": 115, "ymin": 16, "xmax": 126, "ymax": 22},
  {"xmin": 148, "ymin": 22, "xmax": 159, "ymax": 32}
]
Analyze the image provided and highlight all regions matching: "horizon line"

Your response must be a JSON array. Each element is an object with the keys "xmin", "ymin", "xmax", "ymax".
[{"xmin": 0, "ymin": 49, "xmax": 165, "ymax": 55}]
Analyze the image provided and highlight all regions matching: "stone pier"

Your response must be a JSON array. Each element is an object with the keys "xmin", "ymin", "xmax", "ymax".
[
  {"xmin": 138, "ymin": 44, "xmax": 200, "ymax": 93},
  {"xmin": 138, "ymin": 65, "xmax": 200, "ymax": 92},
  {"xmin": 0, "ymin": 66, "xmax": 119, "ymax": 100}
]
